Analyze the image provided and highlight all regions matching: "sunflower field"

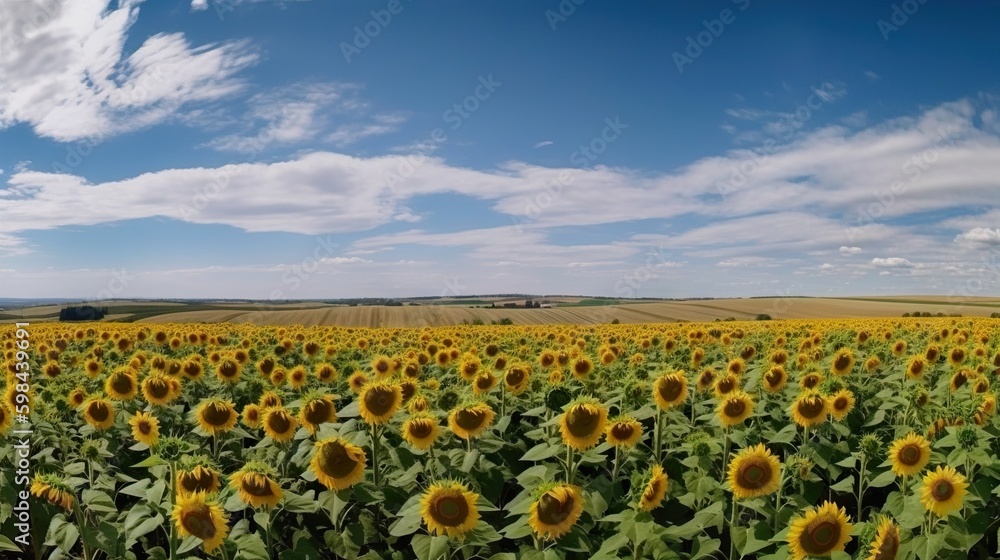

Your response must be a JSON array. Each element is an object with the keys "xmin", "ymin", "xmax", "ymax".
[{"xmin": 2, "ymin": 318, "xmax": 1000, "ymax": 560}]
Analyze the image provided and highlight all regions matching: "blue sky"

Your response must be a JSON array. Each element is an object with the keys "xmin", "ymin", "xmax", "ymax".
[{"xmin": 1, "ymin": 0, "xmax": 999, "ymax": 299}]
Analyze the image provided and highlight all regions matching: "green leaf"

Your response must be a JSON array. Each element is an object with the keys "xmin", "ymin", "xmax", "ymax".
[
  {"xmin": 830, "ymin": 475, "xmax": 855, "ymax": 493},
  {"xmin": 132, "ymin": 455, "xmax": 168, "ymax": 468},
  {"xmin": 120, "ymin": 478, "xmax": 152, "ymax": 498},
  {"xmin": 0, "ymin": 535, "xmax": 21, "ymax": 552},
  {"xmin": 282, "ymin": 490, "xmax": 319, "ymax": 514},
  {"xmin": 521, "ymin": 443, "xmax": 558, "ymax": 462},
  {"xmin": 690, "ymin": 536, "xmax": 721, "ymax": 560},
  {"xmin": 234, "ymin": 533, "xmax": 269, "ymax": 560},
  {"xmin": 868, "ymin": 470, "xmax": 897, "ymax": 488}
]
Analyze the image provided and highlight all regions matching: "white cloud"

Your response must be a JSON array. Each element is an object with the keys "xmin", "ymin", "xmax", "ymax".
[
  {"xmin": 820, "ymin": 263, "xmax": 835, "ymax": 271},
  {"xmin": 840, "ymin": 246, "xmax": 863, "ymax": 255},
  {"xmin": 0, "ymin": 0, "xmax": 258, "ymax": 142},
  {"xmin": 955, "ymin": 227, "xmax": 1000, "ymax": 246},
  {"xmin": 871, "ymin": 257, "xmax": 915, "ymax": 268},
  {"xmin": 865, "ymin": 70, "xmax": 881, "ymax": 82},
  {"xmin": 191, "ymin": 0, "xmax": 208, "ymax": 10},
  {"xmin": 534, "ymin": 140, "xmax": 554, "ymax": 148}
]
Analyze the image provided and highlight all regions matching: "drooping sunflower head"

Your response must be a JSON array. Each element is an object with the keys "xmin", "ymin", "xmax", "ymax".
[
  {"xmin": 949, "ymin": 369, "xmax": 970, "ymax": 392},
  {"xmin": 141, "ymin": 374, "xmax": 175, "ymax": 406},
  {"xmin": 82, "ymin": 397, "xmax": 116, "ymax": 431},
  {"xmin": 866, "ymin": 515, "xmax": 900, "ymax": 560},
  {"xmin": 408, "ymin": 395, "xmax": 431, "ymax": 414},
  {"xmin": 786, "ymin": 501, "xmax": 854, "ymax": 560},
  {"xmin": 604, "ymin": 416, "xmax": 642, "ymax": 448},
  {"xmin": 528, "ymin": 483, "xmax": 584, "ymax": 540},
  {"xmin": 258, "ymin": 390, "xmax": 282, "ymax": 410},
  {"xmin": 727, "ymin": 358, "xmax": 746, "ymax": 377},
  {"xmin": 105, "ymin": 368, "xmax": 138, "ymax": 401},
  {"xmin": 420, "ymin": 480, "xmax": 480, "ymax": 539},
  {"xmin": 459, "ymin": 353, "xmax": 484, "ymax": 381},
  {"xmin": 696, "ymin": 368, "xmax": 717, "ymax": 392},
  {"xmin": 763, "ymin": 366, "xmax": 787, "ymax": 393},
  {"xmin": 906, "ymin": 356, "xmax": 926, "ymax": 379},
  {"xmin": 829, "ymin": 389, "xmax": 855, "ymax": 421},
  {"xmin": 171, "ymin": 491, "xmax": 229, "ymax": 553},
  {"xmin": 196, "ymin": 399, "xmax": 238, "ymax": 435},
  {"xmin": 262, "ymin": 407, "xmax": 298, "ymax": 443},
  {"xmin": 215, "ymin": 358, "xmax": 242, "ymax": 384},
  {"xmin": 559, "ymin": 399, "xmax": 609, "ymax": 450},
  {"xmin": 30, "ymin": 474, "xmax": 75, "ymax": 510},
  {"xmin": 637, "ymin": 465, "xmax": 669, "ymax": 512},
  {"xmin": 176, "ymin": 463, "xmax": 221, "ymax": 497},
  {"xmin": 919, "ymin": 465, "xmax": 968, "ymax": 517},
  {"xmin": 727, "ymin": 444, "xmax": 781, "ymax": 500},
  {"xmin": 717, "ymin": 391, "xmax": 754, "ymax": 427},
  {"xmin": 830, "ymin": 349, "xmax": 854, "ymax": 376},
  {"xmin": 402, "ymin": 414, "xmax": 441, "ymax": 450},
  {"xmin": 242, "ymin": 404, "xmax": 262, "ymax": 429},
  {"xmin": 129, "ymin": 410, "xmax": 160, "ymax": 447},
  {"xmin": 230, "ymin": 461, "xmax": 283, "ymax": 509},
  {"xmin": 888, "ymin": 432, "xmax": 931, "ymax": 477},
  {"xmin": 68, "ymin": 387, "xmax": 87, "ymax": 408},
  {"xmin": 947, "ymin": 347, "xmax": 966, "ymax": 367},
  {"xmin": 799, "ymin": 371, "xmax": 823, "ymax": 390},
  {"xmin": 448, "ymin": 402, "xmax": 496, "ymax": 440},
  {"xmin": 714, "ymin": 373, "xmax": 739, "ymax": 398},
  {"xmin": 315, "ymin": 363, "xmax": 338, "ymax": 383},
  {"xmin": 865, "ymin": 356, "xmax": 881, "ymax": 372},
  {"xmin": 358, "ymin": 382, "xmax": 402, "ymax": 425},
  {"xmin": 310, "ymin": 437, "xmax": 367, "ymax": 490},
  {"xmin": 472, "ymin": 372, "xmax": 498, "ymax": 396},
  {"xmin": 653, "ymin": 372, "xmax": 689, "ymax": 410},
  {"xmin": 288, "ymin": 365, "xmax": 308, "ymax": 390},
  {"xmin": 299, "ymin": 395, "xmax": 337, "ymax": 434},
  {"xmin": 790, "ymin": 391, "xmax": 828, "ymax": 428},
  {"xmin": 891, "ymin": 340, "xmax": 907, "ymax": 357},
  {"xmin": 504, "ymin": 365, "xmax": 531, "ymax": 395}
]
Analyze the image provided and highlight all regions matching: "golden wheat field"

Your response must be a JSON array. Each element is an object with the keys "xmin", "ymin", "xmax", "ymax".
[{"xmin": 2, "ymin": 318, "xmax": 1000, "ymax": 560}]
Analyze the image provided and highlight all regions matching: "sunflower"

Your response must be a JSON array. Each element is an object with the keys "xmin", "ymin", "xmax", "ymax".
[
  {"xmin": 315, "ymin": 363, "xmax": 338, "ymax": 383},
  {"xmin": 528, "ymin": 483, "xmax": 584, "ymax": 540},
  {"xmin": 196, "ymin": 399, "xmax": 238, "ymax": 435},
  {"xmin": 129, "ymin": 411, "xmax": 160, "ymax": 447},
  {"xmin": 653, "ymin": 372, "xmax": 689, "ymax": 410},
  {"xmin": 459, "ymin": 354, "xmax": 483, "ymax": 381},
  {"xmin": 727, "ymin": 444, "xmax": 781, "ymax": 499},
  {"xmin": 310, "ymin": 437, "xmax": 367, "ymax": 490},
  {"xmin": 258, "ymin": 391, "xmax": 282, "ymax": 410},
  {"xmin": 637, "ymin": 465, "xmax": 669, "ymax": 511},
  {"xmin": 906, "ymin": 356, "xmax": 926, "ymax": 379},
  {"xmin": 790, "ymin": 392, "xmax": 828, "ymax": 428},
  {"xmin": 829, "ymin": 389, "xmax": 855, "ymax": 421},
  {"xmin": 696, "ymin": 368, "xmax": 717, "ymax": 392},
  {"xmin": 105, "ymin": 369, "xmax": 138, "ymax": 401},
  {"xmin": 0, "ymin": 404, "xmax": 12, "ymax": 435},
  {"xmin": 177, "ymin": 465, "xmax": 220, "ymax": 497},
  {"xmin": 242, "ymin": 404, "xmax": 262, "ymax": 429},
  {"xmin": 714, "ymin": 373, "xmax": 739, "ymax": 398},
  {"xmin": 866, "ymin": 516, "xmax": 900, "ymax": 560},
  {"xmin": 171, "ymin": 492, "xmax": 229, "ymax": 553},
  {"xmin": 216, "ymin": 358, "xmax": 242, "ymax": 384},
  {"xmin": 371, "ymin": 355, "xmax": 395, "ymax": 377},
  {"xmin": 865, "ymin": 356, "xmax": 880, "ymax": 372},
  {"xmin": 82, "ymin": 397, "xmax": 116, "ymax": 431},
  {"xmin": 888, "ymin": 432, "xmax": 931, "ymax": 477},
  {"xmin": 472, "ymin": 372, "xmax": 498, "ymax": 395},
  {"xmin": 230, "ymin": 463, "xmax": 283, "ymax": 509},
  {"xmin": 829, "ymin": 349, "xmax": 854, "ymax": 376},
  {"xmin": 420, "ymin": 481, "xmax": 480, "ymax": 539},
  {"xmin": 947, "ymin": 347, "xmax": 966, "ymax": 368},
  {"xmin": 299, "ymin": 395, "xmax": 337, "ymax": 434},
  {"xmin": 358, "ymin": 382, "xmax": 402, "ymax": 425},
  {"xmin": 605, "ymin": 416, "xmax": 642, "ymax": 448},
  {"xmin": 891, "ymin": 340, "xmax": 907, "ymax": 357},
  {"xmin": 448, "ymin": 402, "xmax": 496, "ymax": 440},
  {"xmin": 717, "ymin": 391, "xmax": 754, "ymax": 427},
  {"xmin": 799, "ymin": 372, "xmax": 823, "ymax": 390},
  {"xmin": 30, "ymin": 474, "xmax": 75, "ymax": 510},
  {"xmin": 288, "ymin": 366, "xmax": 308, "ymax": 390},
  {"xmin": 408, "ymin": 395, "xmax": 431, "ymax": 414},
  {"xmin": 68, "ymin": 387, "xmax": 87, "ymax": 408},
  {"xmin": 763, "ymin": 366, "xmax": 787, "ymax": 393},
  {"xmin": 399, "ymin": 380, "xmax": 418, "ymax": 404},
  {"xmin": 559, "ymin": 399, "xmax": 609, "ymax": 450},
  {"xmin": 141, "ymin": 374, "xmax": 175, "ymax": 406},
  {"xmin": 949, "ymin": 369, "xmax": 970, "ymax": 392},
  {"xmin": 503, "ymin": 365, "xmax": 531, "ymax": 395},
  {"xmin": 262, "ymin": 407, "xmax": 298, "ymax": 443},
  {"xmin": 727, "ymin": 358, "xmax": 745, "ymax": 377},
  {"xmin": 571, "ymin": 357, "xmax": 593, "ymax": 380},
  {"xmin": 787, "ymin": 501, "xmax": 853, "ymax": 560},
  {"xmin": 402, "ymin": 414, "xmax": 441, "ymax": 450},
  {"xmin": 920, "ymin": 465, "xmax": 968, "ymax": 517}
]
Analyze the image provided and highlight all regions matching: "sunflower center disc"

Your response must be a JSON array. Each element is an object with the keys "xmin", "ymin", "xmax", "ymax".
[
  {"xmin": 112, "ymin": 374, "xmax": 133, "ymax": 394},
  {"xmin": 802, "ymin": 520, "xmax": 839, "ymax": 554},
  {"xmin": 899, "ymin": 446, "xmax": 920, "ymax": 465},
  {"xmin": 243, "ymin": 474, "xmax": 275, "ymax": 497},
  {"xmin": 537, "ymin": 493, "xmax": 572, "ymax": 525},
  {"xmin": 409, "ymin": 421, "xmax": 433, "ymax": 438},
  {"xmin": 88, "ymin": 403, "xmax": 110, "ymax": 422},
  {"xmin": 434, "ymin": 495, "xmax": 468, "ymax": 526},
  {"xmin": 305, "ymin": 401, "xmax": 333, "ymax": 424},
  {"xmin": 740, "ymin": 463, "xmax": 767, "ymax": 488},
  {"xmin": 933, "ymin": 481, "xmax": 954, "ymax": 500},
  {"xmin": 611, "ymin": 424, "xmax": 633, "ymax": 440},
  {"xmin": 567, "ymin": 406, "xmax": 599, "ymax": 437},
  {"xmin": 182, "ymin": 508, "xmax": 217, "ymax": 540},
  {"xmin": 269, "ymin": 413, "xmax": 291, "ymax": 434},
  {"xmin": 798, "ymin": 398, "xmax": 824, "ymax": 418},
  {"xmin": 204, "ymin": 403, "xmax": 233, "ymax": 426},
  {"xmin": 724, "ymin": 400, "xmax": 746, "ymax": 417},
  {"xmin": 658, "ymin": 378, "xmax": 682, "ymax": 402},
  {"xmin": 456, "ymin": 409, "xmax": 485, "ymax": 431},
  {"xmin": 320, "ymin": 442, "xmax": 359, "ymax": 478}
]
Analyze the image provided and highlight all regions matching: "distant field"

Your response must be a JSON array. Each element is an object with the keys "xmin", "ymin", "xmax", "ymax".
[{"xmin": 4, "ymin": 296, "xmax": 997, "ymax": 327}]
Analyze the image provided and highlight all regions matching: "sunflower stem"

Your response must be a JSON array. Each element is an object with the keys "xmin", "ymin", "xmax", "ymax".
[
  {"xmin": 168, "ymin": 461, "xmax": 179, "ymax": 560},
  {"xmin": 721, "ymin": 427, "xmax": 732, "ymax": 480},
  {"xmin": 565, "ymin": 446, "xmax": 576, "ymax": 484},
  {"xmin": 857, "ymin": 454, "xmax": 867, "ymax": 522},
  {"xmin": 371, "ymin": 424, "xmax": 381, "ymax": 488},
  {"xmin": 728, "ymin": 497, "xmax": 739, "ymax": 560},
  {"xmin": 611, "ymin": 445, "xmax": 621, "ymax": 482},
  {"xmin": 73, "ymin": 497, "xmax": 93, "ymax": 560},
  {"xmin": 773, "ymin": 472, "xmax": 785, "ymax": 534},
  {"xmin": 500, "ymin": 381, "xmax": 506, "ymax": 419},
  {"xmin": 653, "ymin": 409, "xmax": 664, "ymax": 465}
]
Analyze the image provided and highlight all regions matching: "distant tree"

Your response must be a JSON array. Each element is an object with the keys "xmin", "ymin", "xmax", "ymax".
[
  {"xmin": 611, "ymin": 318, "xmax": 621, "ymax": 324},
  {"xmin": 59, "ymin": 306, "xmax": 107, "ymax": 321},
  {"xmin": 755, "ymin": 313, "xmax": 772, "ymax": 321},
  {"xmin": 902, "ymin": 312, "xmax": 911, "ymax": 317}
]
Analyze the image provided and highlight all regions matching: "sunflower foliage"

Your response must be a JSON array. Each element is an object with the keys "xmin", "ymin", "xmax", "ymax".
[{"xmin": 1, "ymin": 318, "xmax": 999, "ymax": 559}]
